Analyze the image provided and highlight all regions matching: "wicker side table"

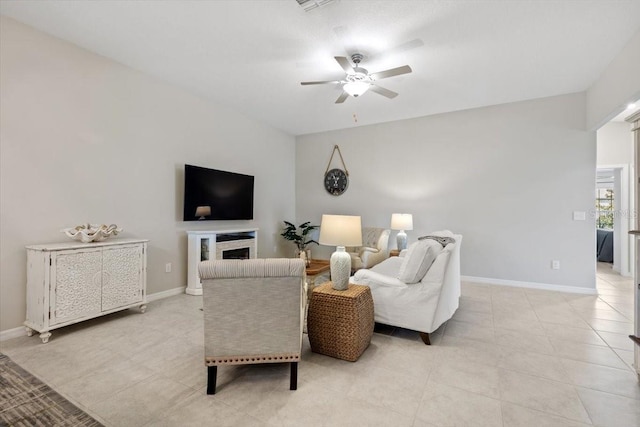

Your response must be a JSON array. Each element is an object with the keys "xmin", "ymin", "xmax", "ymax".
[{"xmin": 307, "ymin": 282, "xmax": 374, "ymax": 362}]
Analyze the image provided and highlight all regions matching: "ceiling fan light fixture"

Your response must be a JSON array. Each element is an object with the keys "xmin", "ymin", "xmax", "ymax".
[
  {"xmin": 301, "ymin": 52, "xmax": 412, "ymax": 102},
  {"xmin": 343, "ymin": 81, "xmax": 370, "ymax": 97}
]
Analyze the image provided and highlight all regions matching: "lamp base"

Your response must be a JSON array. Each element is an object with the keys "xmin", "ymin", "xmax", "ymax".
[
  {"xmin": 396, "ymin": 230, "xmax": 408, "ymax": 251},
  {"xmin": 330, "ymin": 246, "xmax": 351, "ymax": 291}
]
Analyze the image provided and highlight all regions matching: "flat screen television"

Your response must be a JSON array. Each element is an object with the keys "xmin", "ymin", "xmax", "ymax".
[{"xmin": 183, "ymin": 164, "xmax": 254, "ymax": 221}]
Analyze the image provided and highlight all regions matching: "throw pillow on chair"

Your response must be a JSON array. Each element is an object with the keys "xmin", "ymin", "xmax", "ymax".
[{"xmin": 397, "ymin": 240, "xmax": 442, "ymax": 284}]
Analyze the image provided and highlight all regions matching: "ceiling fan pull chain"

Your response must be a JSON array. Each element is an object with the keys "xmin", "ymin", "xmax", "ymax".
[{"xmin": 325, "ymin": 145, "xmax": 349, "ymax": 176}]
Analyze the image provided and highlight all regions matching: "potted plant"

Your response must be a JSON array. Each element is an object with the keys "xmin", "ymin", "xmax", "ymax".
[{"xmin": 280, "ymin": 221, "xmax": 318, "ymax": 263}]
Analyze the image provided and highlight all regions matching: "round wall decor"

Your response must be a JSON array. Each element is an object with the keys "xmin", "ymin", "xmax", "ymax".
[
  {"xmin": 324, "ymin": 145, "xmax": 349, "ymax": 196},
  {"xmin": 324, "ymin": 168, "xmax": 348, "ymax": 195}
]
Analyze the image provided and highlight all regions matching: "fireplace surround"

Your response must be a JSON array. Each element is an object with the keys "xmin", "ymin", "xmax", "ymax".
[{"xmin": 186, "ymin": 228, "xmax": 258, "ymax": 295}]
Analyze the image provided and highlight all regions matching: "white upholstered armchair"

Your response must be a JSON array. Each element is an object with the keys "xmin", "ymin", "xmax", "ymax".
[
  {"xmin": 352, "ymin": 231, "xmax": 462, "ymax": 345},
  {"xmin": 348, "ymin": 227, "xmax": 390, "ymax": 271},
  {"xmin": 198, "ymin": 258, "xmax": 306, "ymax": 394}
]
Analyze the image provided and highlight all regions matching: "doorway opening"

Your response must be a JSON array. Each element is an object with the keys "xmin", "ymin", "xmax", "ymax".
[{"xmin": 595, "ymin": 165, "xmax": 632, "ymax": 277}]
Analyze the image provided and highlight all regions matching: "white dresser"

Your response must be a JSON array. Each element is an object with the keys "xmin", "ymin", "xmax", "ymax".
[{"xmin": 25, "ymin": 238, "xmax": 148, "ymax": 343}]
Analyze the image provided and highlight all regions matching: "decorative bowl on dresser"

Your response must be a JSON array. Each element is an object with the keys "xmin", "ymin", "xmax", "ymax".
[
  {"xmin": 25, "ymin": 238, "xmax": 148, "ymax": 343},
  {"xmin": 60, "ymin": 223, "xmax": 122, "ymax": 243}
]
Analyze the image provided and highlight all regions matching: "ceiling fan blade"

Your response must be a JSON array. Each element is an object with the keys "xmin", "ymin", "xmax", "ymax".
[
  {"xmin": 335, "ymin": 91, "xmax": 349, "ymax": 104},
  {"xmin": 370, "ymin": 85, "xmax": 398, "ymax": 99},
  {"xmin": 370, "ymin": 65, "xmax": 412, "ymax": 80},
  {"xmin": 334, "ymin": 56, "xmax": 354, "ymax": 74},
  {"xmin": 301, "ymin": 80, "xmax": 340, "ymax": 85}
]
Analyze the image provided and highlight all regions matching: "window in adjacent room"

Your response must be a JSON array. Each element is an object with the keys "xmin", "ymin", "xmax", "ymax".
[{"xmin": 595, "ymin": 188, "xmax": 614, "ymax": 229}]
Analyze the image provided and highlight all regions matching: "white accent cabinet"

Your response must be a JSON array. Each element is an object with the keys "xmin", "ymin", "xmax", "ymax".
[{"xmin": 25, "ymin": 238, "xmax": 148, "ymax": 343}]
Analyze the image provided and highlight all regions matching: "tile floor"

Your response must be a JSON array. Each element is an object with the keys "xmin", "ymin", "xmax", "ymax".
[{"xmin": 1, "ymin": 263, "xmax": 638, "ymax": 426}]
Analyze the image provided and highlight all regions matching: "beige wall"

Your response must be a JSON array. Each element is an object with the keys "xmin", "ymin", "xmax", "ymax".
[
  {"xmin": 0, "ymin": 17, "xmax": 296, "ymax": 333},
  {"xmin": 296, "ymin": 93, "xmax": 597, "ymax": 290}
]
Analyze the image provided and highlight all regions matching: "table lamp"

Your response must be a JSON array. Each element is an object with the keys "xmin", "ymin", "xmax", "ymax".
[
  {"xmin": 319, "ymin": 214, "xmax": 362, "ymax": 290},
  {"xmin": 391, "ymin": 213, "xmax": 413, "ymax": 251},
  {"xmin": 195, "ymin": 206, "xmax": 211, "ymax": 220}
]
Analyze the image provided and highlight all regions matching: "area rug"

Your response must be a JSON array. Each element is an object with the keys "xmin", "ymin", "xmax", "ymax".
[{"xmin": 0, "ymin": 353, "xmax": 103, "ymax": 427}]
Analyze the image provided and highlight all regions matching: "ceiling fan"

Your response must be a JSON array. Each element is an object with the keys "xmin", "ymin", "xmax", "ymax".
[{"xmin": 301, "ymin": 53, "xmax": 412, "ymax": 104}]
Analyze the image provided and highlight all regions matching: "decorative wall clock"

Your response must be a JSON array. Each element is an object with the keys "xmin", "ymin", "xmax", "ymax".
[{"xmin": 324, "ymin": 145, "xmax": 349, "ymax": 196}]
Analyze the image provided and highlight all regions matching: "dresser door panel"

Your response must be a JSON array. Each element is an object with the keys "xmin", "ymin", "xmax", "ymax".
[
  {"xmin": 50, "ymin": 249, "xmax": 102, "ymax": 325},
  {"xmin": 101, "ymin": 245, "xmax": 143, "ymax": 311}
]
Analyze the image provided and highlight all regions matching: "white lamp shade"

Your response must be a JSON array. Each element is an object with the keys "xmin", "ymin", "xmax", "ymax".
[
  {"xmin": 319, "ymin": 214, "xmax": 362, "ymax": 247},
  {"xmin": 343, "ymin": 81, "xmax": 370, "ymax": 97},
  {"xmin": 391, "ymin": 213, "xmax": 413, "ymax": 231}
]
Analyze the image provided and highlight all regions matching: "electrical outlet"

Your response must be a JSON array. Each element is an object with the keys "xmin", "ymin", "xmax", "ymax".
[
  {"xmin": 551, "ymin": 260, "xmax": 560, "ymax": 270},
  {"xmin": 165, "ymin": 263, "xmax": 172, "ymax": 273}
]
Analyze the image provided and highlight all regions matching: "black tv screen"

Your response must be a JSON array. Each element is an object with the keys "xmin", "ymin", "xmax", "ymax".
[{"xmin": 183, "ymin": 164, "xmax": 254, "ymax": 221}]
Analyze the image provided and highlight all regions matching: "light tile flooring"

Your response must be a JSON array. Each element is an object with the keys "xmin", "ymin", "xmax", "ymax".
[{"xmin": 1, "ymin": 263, "xmax": 638, "ymax": 426}]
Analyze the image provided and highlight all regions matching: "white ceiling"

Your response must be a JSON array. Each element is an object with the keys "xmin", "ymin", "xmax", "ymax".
[{"xmin": 2, "ymin": 0, "xmax": 640, "ymax": 136}]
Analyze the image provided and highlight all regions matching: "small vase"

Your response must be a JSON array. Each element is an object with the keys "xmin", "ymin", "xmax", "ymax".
[{"xmin": 297, "ymin": 248, "xmax": 311, "ymax": 267}]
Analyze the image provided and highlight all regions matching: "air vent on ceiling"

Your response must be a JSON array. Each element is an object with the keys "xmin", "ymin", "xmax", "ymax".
[{"xmin": 296, "ymin": 0, "xmax": 336, "ymax": 12}]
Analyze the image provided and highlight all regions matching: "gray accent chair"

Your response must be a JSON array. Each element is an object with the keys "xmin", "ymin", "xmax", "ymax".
[
  {"xmin": 198, "ymin": 258, "xmax": 306, "ymax": 394},
  {"xmin": 348, "ymin": 227, "xmax": 391, "ymax": 271}
]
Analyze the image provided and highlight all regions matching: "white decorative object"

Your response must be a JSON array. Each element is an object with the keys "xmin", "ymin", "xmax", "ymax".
[
  {"xmin": 61, "ymin": 223, "xmax": 122, "ymax": 243},
  {"xmin": 319, "ymin": 214, "xmax": 362, "ymax": 291},
  {"xmin": 391, "ymin": 213, "xmax": 413, "ymax": 251},
  {"xmin": 25, "ymin": 238, "xmax": 148, "ymax": 343},
  {"xmin": 186, "ymin": 229, "xmax": 258, "ymax": 295}
]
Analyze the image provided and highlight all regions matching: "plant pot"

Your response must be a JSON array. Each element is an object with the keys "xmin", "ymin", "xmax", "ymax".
[{"xmin": 297, "ymin": 249, "xmax": 311, "ymax": 267}]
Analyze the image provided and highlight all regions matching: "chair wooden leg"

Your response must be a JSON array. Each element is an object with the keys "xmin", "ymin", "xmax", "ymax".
[
  {"xmin": 207, "ymin": 366, "xmax": 217, "ymax": 395},
  {"xmin": 290, "ymin": 362, "xmax": 298, "ymax": 390},
  {"xmin": 419, "ymin": 332, "xmax": 431, "ymax": 345}
]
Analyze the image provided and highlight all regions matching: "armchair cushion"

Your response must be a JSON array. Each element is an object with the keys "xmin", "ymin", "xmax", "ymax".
[
  {"xmin": 397, "ymin": 239, "xmax": 442, "ymax": 284},
  {"xmin": 422, "ymin": 246, "xmax": 452, "ymax": 285}
]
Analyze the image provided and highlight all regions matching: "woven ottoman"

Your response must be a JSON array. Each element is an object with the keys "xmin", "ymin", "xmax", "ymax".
[{"xmin": 307, "ymin": 282, "xmax": 374, "ymax": 362}]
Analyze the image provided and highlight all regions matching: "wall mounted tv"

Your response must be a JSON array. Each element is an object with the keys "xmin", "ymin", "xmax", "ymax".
[{"xmin": 183, "ymin": 164, "xmax": 254, "ymax": 221}]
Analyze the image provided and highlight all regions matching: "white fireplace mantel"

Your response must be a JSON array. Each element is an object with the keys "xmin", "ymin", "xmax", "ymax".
[{"xmin": 185, "ymin": 228, "xmax": 258, "ymax": 295}]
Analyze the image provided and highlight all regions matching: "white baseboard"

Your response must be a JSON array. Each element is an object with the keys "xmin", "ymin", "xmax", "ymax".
[
  {"xmin": 147, "ymin": 286, "xmax": 187, "ymax": 302},
  {"xmin": 0, "ymin": 286, "xmax": 188, "ymax": 342},
  {"xmin": 461, "ymin": 275, "xmax": 597, "ymax": 295},
  {"xmin": 0, "ymin": 326, "xmax": 27, "ymax": 342}
]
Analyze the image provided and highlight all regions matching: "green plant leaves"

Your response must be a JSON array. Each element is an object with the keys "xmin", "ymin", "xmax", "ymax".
[{"xmin": 280, "ymin": 221, "xmax": 319, "ymax": 249}]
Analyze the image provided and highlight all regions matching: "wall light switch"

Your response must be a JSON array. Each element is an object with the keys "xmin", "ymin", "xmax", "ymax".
[
  {"xmin": 573, "ymin": 211, "xmax": 586, "ymax": 221},
  {"xmin": 165, "ymin": 263, "xmax": 172, "ymax": 273}
]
